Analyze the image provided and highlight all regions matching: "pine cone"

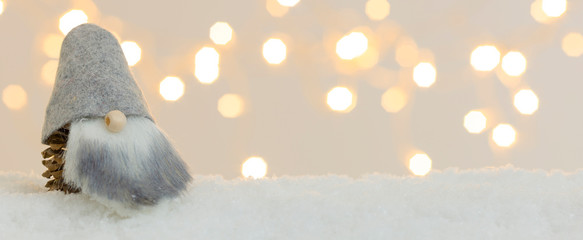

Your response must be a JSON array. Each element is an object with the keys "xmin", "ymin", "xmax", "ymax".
[{"xmin": 41, "ymin": 124, "xmax": 81, "ymax": 194}]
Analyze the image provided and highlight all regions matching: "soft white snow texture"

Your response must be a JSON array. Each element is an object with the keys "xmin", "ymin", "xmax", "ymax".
[{"xmin": 1, "ymin": 166, "xmax": 583, "ymax": 239}]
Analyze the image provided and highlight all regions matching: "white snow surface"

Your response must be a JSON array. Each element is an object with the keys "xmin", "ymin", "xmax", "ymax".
[{"xmin": 2, "ymin": 166, "xmax": 583, "ymax": 239}]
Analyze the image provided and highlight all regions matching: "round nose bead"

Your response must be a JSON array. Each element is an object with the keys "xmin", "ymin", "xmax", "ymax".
[{"xmin": 105, "ymin": 110, "xmax": 127, "ymax": 133}]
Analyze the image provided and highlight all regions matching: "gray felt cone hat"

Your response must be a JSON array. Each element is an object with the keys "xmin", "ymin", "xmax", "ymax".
[{"xmin": 41, "ymin": 23, "xmax": 152, "ymax": 144}]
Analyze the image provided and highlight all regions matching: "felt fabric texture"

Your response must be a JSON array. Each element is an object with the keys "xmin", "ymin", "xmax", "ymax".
[{"xmin": 41, "ymin": 23, "xmax": 152, "ymax": 144}]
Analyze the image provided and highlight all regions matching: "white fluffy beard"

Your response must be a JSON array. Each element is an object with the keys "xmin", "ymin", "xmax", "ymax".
[{"xmin": 64, "ymin": 116, "xmax": 191, "ymax": 208}]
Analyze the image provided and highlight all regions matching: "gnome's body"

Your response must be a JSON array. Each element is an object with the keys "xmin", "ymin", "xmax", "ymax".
[{"xmin": 41, "ymin": 24, "xmax": 191, "ymax": 207}]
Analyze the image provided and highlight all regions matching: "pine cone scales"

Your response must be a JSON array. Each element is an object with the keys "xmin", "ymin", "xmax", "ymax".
[{"xmin": 41, "ymin": 124, "xmax": 80, "ymax": 194}]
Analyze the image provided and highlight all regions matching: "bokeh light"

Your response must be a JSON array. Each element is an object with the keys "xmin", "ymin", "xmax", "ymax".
[
  {"xmin": 0, "ymin": 0, "xmax": 4, "ymax": 16},
  {"xmin": 263, "ymin": 38, "xmax": 287, "ymax": 64},
  {"xmin": 242, "ymin": 157, "xmax": 267, "ymax": 179},
  {"xmin": 381, "ymin": 87, "xmax": 407, "ymax": 113},
  {"xmin": 194, "ymin": 66, "xmax": 220, "ymax": 84},
  {"xmin": 277, "ymin": 0, "xmax": 300, "ymax": 7},
  {"xmin": 492, "ymin": 124, "xmax": 516, "ymax": 147},
  {"xmin": 327, "ymin": 87, "xmax": 354, "ymax": 112},
  {"xmin": 210, "ymin": 22, "xmax": 233, "ymax": 45},
  {"xmin": 413, "ymin": 62, "xmax": 436, "ymax": 88},
  {"xmin": 2, "ymin": 85, "xmax": 27, "ymax": 110},
  {"xmin": 501, "ymin": 51, "xmax": 527, "ymax": 77},
  {"xmin": 120, "ymin": 41, "xmax": 142, "ymax": 67},
  {"xmin": 409, "ymin": 153, "xmax": 432, "ymax": 176},
  {"xmin": 336, "ymin": 32, "xmax": 369, "ymax": 60},
  {"xmin": 464, "ymin": 111, "xmax": 487, "ymax": 134},
  {"xmin": 395, "ymin": 39, "xmax": 419, "ymax": 67},
  {"xmin": 266, "ymin": 0, "xmax": 289, "ymax": 18},
  {"xmin": 562, "ymin": 32, "xmax": 583, "ymax": 57},
  {"xmin": 159, "ymin": 76, "xmax": 185, "ymax": 101},
  {"xmin": 365, "ymin": 0, "xmax": 390, "ymax": 21},
  {"xmin": 71, "ymin": 0, "xmax": 100, "ymax": 23},
  {"xmin": 471, "ymin": 45, "xmax": 500, "ymax": 71},
  {"xmin": 356, "ymin": 45, "xmax": 379, "ymax": 70},
  {"xmin": 42, "ymin": 34, "xmax": 64, "ymax": 59},
  {"xmin": 542, "ymin": 0, "xmax": 567, "ymax": 18},
  {"xmin": 41, "ymin": 60, "xmax": 59, "ymax": 85},
  {"xmin": 195, "ymin": 47, "xmax": 220, "ymax": 65},
  {"xmin": 514, "ymin": 89, "xmax": 539, "ymax": 115},
  {"xmin": 195, "ymin": 47, "xmax": 220, "ymax": 84},
  {"xmin": 218, "ymin": 94, "xmax": 244, "ymax": 118},
  {"xmin": 59, "ymin": 10, "xmax": 88, "ymax": 35},
  {"xmin": 531, "ymin": 0, "xmax": 552, "ymax": 23}
]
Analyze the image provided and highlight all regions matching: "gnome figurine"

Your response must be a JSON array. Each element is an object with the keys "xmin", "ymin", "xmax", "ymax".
[{"xmin": 40, "ymin": 24, "xmax": 192, "ymax": 207}]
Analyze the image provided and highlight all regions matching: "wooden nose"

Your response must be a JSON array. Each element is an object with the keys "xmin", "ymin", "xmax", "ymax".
[{"xmin": 105, "ymin": 110, "xmax": 127, "ymax": 133}]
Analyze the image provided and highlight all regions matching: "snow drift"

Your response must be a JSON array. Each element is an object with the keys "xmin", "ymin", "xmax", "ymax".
[{"xmin": 1, "ymin": 166, "xmax": 583, "ymax": 239}]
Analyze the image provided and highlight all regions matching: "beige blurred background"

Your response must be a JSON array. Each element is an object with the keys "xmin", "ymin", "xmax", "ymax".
[{"xmin": 0, "ymin": 0, "xmax": 582, "ymax": 179}]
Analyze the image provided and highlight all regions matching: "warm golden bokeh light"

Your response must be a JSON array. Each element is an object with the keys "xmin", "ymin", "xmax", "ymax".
[
  {"xmin": 277, "ymin": 0, "xmax": 300, "ymax": 7},
  {"xmin": 2, "ymin": 85, "xmax": 27, "ymax": 110},
  {"xmin": 542, "ymin": 0, "xmax": 567, "ymax": 18},
  {"xmin": 195, "ymin": 66, "xmax": 219, "ymax": 84},
  {"xmin": 531, "ymin": 0, "xmax": 552, "ymax": 23},
  {"xmin": 355, "ymin": 45, "xmax": 379, "ymax": 70},
  {"xmin": 59, "ymin": 10, "xmax": 88, "ymax": 35},
  {"xmin": 464, "ymin": 111, "xmax": 487, "ymax": 134},
  {"xmin": 501, "ymin": 51, "xmax": 527, "ymax": 77},
  {"xmin": 562, "ymin": 32, "xmax": 583, "ymax": 57},
  {"xmin": 218, "ymin": 94, "xmax": 244, "ymax": 118},
  {"xmin": 409, "ymin": 153, "xmax": 432, "ymax": 176},
  {"xmin": 327, "ymin": 87, "xmax": 354, "ymax": 112},
  {"xmin": 514, "ymin": 89, "xmax": 539, "ymax": 115},
  {"xmin": 266, "ymin": 0, "xmax": 289, "ymax": 18},
  {"xmin": 381, "ymin": 87, "xmax": 407, "ymax": 113},
  {"xmin": 0, "ymin": 0, "xmax": 4, "ymax": 16},
  {"xmin": 263, "ymin": 38, "xmax": 287, "ymax": 64},
  {"xmin": 195, "ymin": 47, "xmax": 220, "ymax": 84},
  {"xmin": 210, "ymin": 22, "xmax": 233, "ymax": 45},
  {"xmin": 159, "ymin": 76, "xmax": 185, "ymax": 101},
  {"xmin": 365, "ymin": 0, "xmax": 390, "ymax": 21},
  {"xmin": 120, "ymin": 41, "xmax": 142, "ymax": 67},
  {"xmin": 41, "ymin": 60, "xmax": 59, "ymax": 85},
  {"xmin": 336, "ymin": 32, "xmax": 369, "ymax": 60},
  {"xmin": 195, "ymin": 47, "xmax": 220, "ymax": 65},
  {"xmin": 242, "ymin": 157, "xmax": 268, "ymax": 179},
  {"xmin": 71, "ymin": 0, "xmax": 100, "ymax": 23},
  {"xmin": 43, "ymin": 34, "xmax": 64, "ymax": 59},
  {"xmin": 492, "ymin": 124, "xmax": 516, "ymax": 148},
  {"xmin": 413, "ymin": 62, "xmax": 436, "ymax": 88},
  {"xmin": 471, "ymin": 45, "xmax": 500, "ymax": 71},
  {"xmin": 395, "ymin": 40, "xmax": 419, "ymax": 67}
]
